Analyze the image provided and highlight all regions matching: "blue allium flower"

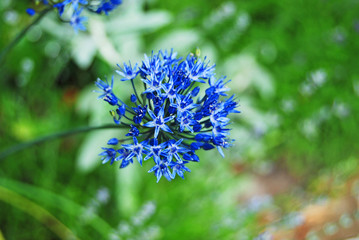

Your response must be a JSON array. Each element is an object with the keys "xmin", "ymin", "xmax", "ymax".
[
  {"xmin": 95, "ymin": 0, "xmax": 123, "ymax": 15},
  {"xmin": 143, "ymin": 107, "xmax": 175, "ymax": 138},
  {"xmin": 122, "ymin": 137, "xmax": 146, "ymax": 166},
  {"xmin": 170, "ymin": 161, "xmax": 191, "ymax": 179},
  {"xmin": 28, "ymin": 0, "xmax": 122, "ymax": 32},
  {"xmin": 116, "ymin": 62, "xmax": 139, "ymax": 81},
  {"xmin": 70, "ymin": 8, "xmax": 87, "ymax": 33},
  {"xmin": 99, "ymin": 147, "xmax": 118, "ymax": 164},
  {"xmin": 95, "ymin": 49, "xmax": 240, "ymax": 182}
]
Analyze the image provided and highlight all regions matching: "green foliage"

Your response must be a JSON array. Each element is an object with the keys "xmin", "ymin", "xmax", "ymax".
[{"xmin": 1, "ymin": 0, "xmax": 358, "ymax": 239}]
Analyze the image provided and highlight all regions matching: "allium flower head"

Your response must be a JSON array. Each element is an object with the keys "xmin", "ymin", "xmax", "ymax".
[{"xmin": 95, "ymin": 49, "xmax": 240, "ymax": 182}]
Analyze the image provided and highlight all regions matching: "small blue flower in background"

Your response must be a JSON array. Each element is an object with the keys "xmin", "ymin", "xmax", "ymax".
[
  {"xmin": 70, "ymin": 8, "xmax": 87, "ymax": 33},
  {"xmin": 27, "ymin": 0, "xmax": 123, "ymax": 32},
  {"xmin": 95, "ymin": 0, "xmax": 123, "ymax": 15},
  {"xmin": 95, "ymin": 49, "xmax": 240, "ymax": 182}
]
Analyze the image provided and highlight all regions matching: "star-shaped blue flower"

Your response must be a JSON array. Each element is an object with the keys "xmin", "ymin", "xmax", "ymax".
[
  {"xmin": 95, "ymin": 77, "xmax": 114, "ymax": 99},
  {"xmin": 148, "ymin": 160, "xmax": 173, "ymax": 183},
  {"xmin": 122, "ymin": 137, "xmax": 146, "ymax": 166},
  {"xmin": 143, "ymin": 107, "xmax": 175, "ymax": 139},
  {"xmin": 99, "ymin": 147, "xmax": 118, "ymax": 165},
  {"xmin": 169, "ymin": 161, "xmax": 191, "ymax": 179},
  {"xmin": 116, "ymin": 61, "xmax": 139, "ymax": 81},
  {"xmin": 163, "ymin": 139, "xmax": 188, "ymax": 162},
  {"xmin": 144, "ymin": 139, "xmax": 167, "ymax": 164},
  {"xmin": 142, "ymin": 72, "xmax": 166, "ymax": 95},
  {"xmin": 70, "ymin": 8, "xmax": 87, "ymax": 33},
  {"xmin": 116, "ymin": 148, "xmax": 133, "ymax": 168}
]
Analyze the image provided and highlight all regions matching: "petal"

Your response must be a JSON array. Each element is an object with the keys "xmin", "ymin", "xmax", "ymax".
[
  {"xmin": 147, "ymin": 109, "xmax": 156, "ymax": 119},
  {"xmin": 154, "ymin": 126, "xmax": 160, "ymax": 139},
  {"xmin": 174, "ymin": 153, "xmax": 182, "ymax": 162},
  {"xmin": 177, "ymin": 170, "xmax": 184, "ymax": 179},
  {"xmin": 148, "ymin": 165, "xmax": 158, "ymax": 173},
  {"xmin": 160, "ymin": 124, "xmax": 173, "ymax": 134},
  {"xmin": 143, "ymin": 121, "xmax": 155, "ymax": 128},
  {"xmin": 163, "ymin": 168, "xmax": 173, "ymax": 181},
  {"xmin": 164, "ymin": 115, "xmax": 175, "ymax": 123},
  {"xmin": 137, "ymin": 154, "xmax": 143, "ymax": 166},
  {"xmin": 125, "ymin": 152, "xmax": 135, "ymax": 161},
  {"xmin": 144, "ymin": 153, "xmax": 153, "ymax": 161},
  {"xmin": 217, "ymin": 146, "xmax": 225, "ymax": 158},
  {"xmin": 156, "ymin": 170, "xmax": 163, "ymax": 183},
  {"xmin": 158, "ymin": 107, "xmax": 165, "ymax": 117},
  {"xmin": 175, "ymin": 138, "xmax": 184, "ymax": 145}
]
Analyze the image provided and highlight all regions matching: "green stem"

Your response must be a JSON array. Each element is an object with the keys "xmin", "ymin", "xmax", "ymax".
[
  {"xmin": 0, "ymin": 7, "xmax": 52, "ymax": 66},
  {"xmin": 0, "ymin": 124, "xmax": 127, "ymax": 160},
  {"xmin": 131, "ymin": 79, "xmax": 143, "ymax": 105}
]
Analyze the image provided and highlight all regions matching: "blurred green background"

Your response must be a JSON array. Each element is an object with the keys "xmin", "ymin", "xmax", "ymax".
[{"xmin": 1, "ymin": 0, "xmax": 359, "ymax": 239}]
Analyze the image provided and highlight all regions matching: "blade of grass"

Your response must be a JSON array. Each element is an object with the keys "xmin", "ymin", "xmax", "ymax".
[
  {"xmin": 0, "ymin": 229, "xmax": 5, "ymax": 240},
  {"xmin": 0, "ymin": 178, "xmax": 114, "ymax": 237},
  {"xmin": 0, "ymin": 185, "xmax": 79, "ymax": 240}
]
